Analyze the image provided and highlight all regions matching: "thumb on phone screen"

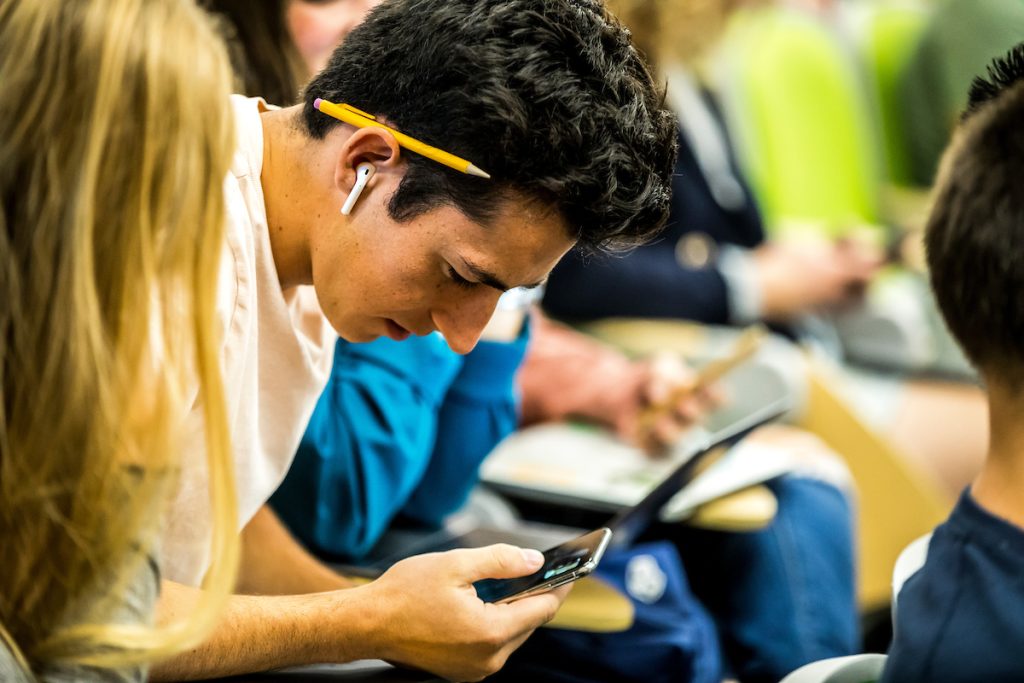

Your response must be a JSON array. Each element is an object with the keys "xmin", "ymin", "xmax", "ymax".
[{"xmin": 451, "ymin": 544, "xmax": 544, "ymax": 583}]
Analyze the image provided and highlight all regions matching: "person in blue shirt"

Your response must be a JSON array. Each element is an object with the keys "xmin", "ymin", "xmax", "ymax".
[
  {"xmin": 880, "ymin": 44, "xmax": 1024, "ymax": 682},
  {"xmin": 272, "ymin": 324, "xmax": 529, "ymax": 560},
  {"xmin": 272, "ymin": 299, "xmax": 710, "ymax": 562}
]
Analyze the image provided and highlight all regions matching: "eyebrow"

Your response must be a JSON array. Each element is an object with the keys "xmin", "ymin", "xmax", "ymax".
[{"xmin": 462, "ymin": 257, "xmax": 546, "ymax": 292}]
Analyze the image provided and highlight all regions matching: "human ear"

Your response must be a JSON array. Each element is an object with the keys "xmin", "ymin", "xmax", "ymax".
[{"xmin": 335, "ymin": 126, "xmax": 401, "ymax": 214}]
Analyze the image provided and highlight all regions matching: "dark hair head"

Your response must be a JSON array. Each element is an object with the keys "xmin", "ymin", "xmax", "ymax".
[
  {"xmin": 301, "ymin": 0, "xmax": 677, "ymax": 251},
  {"xmin": 926, "ymin": 42, "xmax": 1024, "ymax": 384}
]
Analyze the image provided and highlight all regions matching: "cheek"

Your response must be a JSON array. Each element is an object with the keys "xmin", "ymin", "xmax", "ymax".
[{"xmin": 315, "ymin": 233, "xmax": 438, "ymax": 318}]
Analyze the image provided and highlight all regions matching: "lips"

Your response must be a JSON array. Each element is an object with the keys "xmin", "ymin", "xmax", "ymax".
[{"xmin": 385, "ymin": 318, "xmax": 411, "ymax": 342}]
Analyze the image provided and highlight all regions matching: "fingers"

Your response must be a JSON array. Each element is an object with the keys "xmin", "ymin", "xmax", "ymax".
[
  {"xmin": 633, "ymin": 353, "xmax": 706, "ymax": 450},
  {"xmin": 447, "ymin": 544, "xmax": 544, "ymax": 583},
  {"xmin": 672, "ymin": 393, "xmax": 704, "ymax": 422},
  {"xmin": 696, "ymin": 382, "xmax": 727, "ymax": 412},
  {"xmin": 494, "ymin": 583, "xmax": 570, "ymax": 636},
  {"xmin": 642, "ymin": 352, "xmax": 697, "ymax": 404},
  {"xmin": 642, "ymin": 410, "xmax": 688, "ymax": 452}
]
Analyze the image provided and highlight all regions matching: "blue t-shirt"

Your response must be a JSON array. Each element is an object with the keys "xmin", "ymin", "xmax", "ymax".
[{"xmin": 882, "ymin": 489, "xmax": 1024, "ymax": 682}]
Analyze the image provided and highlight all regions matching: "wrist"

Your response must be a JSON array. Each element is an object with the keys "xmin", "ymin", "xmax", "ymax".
[
  {"xmin": 718, "ymin": 245, "xmax": 763, "ymax": 324},
  {"xmin": 308, "ymin": 585, "xmax": 389, "ymax": 664}
]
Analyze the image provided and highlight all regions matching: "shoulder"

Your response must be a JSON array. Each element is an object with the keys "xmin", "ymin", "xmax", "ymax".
[
  {"xmin": 23, "ymin": 557, "xmax": 159, "ymax": 683},
  {"xmin": 884, "ymin": 492, "xmax": 1024, "ymax": 681},
  {"xmin": 219, "ymin": 95, "xmax": 274, "ymax": 339}
]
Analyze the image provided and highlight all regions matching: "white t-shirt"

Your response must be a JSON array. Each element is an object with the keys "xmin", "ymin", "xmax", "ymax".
[{"xmin": 162, "ymin": 96, "xmax": 337, "ymax": 586}]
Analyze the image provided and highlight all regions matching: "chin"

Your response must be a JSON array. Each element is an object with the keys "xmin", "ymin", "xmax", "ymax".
[{"xmin": 340, "ymin": 329, "xmax": 380, "ymax": 344}]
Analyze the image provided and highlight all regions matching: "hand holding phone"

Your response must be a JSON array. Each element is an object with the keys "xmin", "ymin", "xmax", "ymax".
[
  {"xmin": 362, "ymin": 543, "xmax": 569, "ymax": 681},
  {"xmin": 474, "ymin": 528, "xmax": 612, "ymax": 604}
]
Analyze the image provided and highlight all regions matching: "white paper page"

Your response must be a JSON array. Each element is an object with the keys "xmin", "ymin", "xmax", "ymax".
[
  {"xmin": 481, "ymin": 423, "xmax": 707, "ymax": 507},
  {"xmin": 481, "ymin": 423, "xmax": 794, "ymax": 514}
]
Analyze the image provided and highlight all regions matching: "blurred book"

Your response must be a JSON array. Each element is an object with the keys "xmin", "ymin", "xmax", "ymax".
[{"xmin": 481, "ymin": 420, "xmax": 796, "ymax": 522}]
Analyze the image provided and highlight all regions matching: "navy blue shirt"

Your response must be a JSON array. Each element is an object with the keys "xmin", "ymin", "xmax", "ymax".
[{"xmin": 882, "ymin": 489, "xmax": 1024, "ymax": 682}]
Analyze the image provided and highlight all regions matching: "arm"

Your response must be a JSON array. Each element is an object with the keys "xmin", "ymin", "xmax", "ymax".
[
  {"xmin": 236, "ymin": 505, "xmax": 349, "ymax": 594},
  {"xmin": 149, "ymin": 580, "xmax": 356, "ymax": 681},
  {"xmin": 149, "ymin": 545, "xmax": 568, "ymax": 682}
]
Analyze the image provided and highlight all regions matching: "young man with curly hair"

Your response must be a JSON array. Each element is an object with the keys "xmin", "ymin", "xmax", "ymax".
[{"xmin": 153, "ymin": 1, "xmax": 677, "ymax": 680}]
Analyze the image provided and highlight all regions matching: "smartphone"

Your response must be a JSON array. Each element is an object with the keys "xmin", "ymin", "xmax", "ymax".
[{"xmin": 474, "ymin": 528, "xmax": 612, "ymax": 604}]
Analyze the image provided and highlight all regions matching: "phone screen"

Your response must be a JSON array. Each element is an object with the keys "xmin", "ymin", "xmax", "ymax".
[{"xmin": 474, "ymin": 528, "xmax": 612, "ymax": 604}]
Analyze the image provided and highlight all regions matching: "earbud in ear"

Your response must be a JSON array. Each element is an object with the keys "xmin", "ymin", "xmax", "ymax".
[{"xmin": 341, "ymin": 162, "xmax": 376, "ymax": 215}]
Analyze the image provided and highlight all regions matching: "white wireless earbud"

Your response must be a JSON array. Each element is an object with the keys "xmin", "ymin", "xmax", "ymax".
[{"xmin": 341, "ymin": 162, "xmax": 376, "ymax": 215}]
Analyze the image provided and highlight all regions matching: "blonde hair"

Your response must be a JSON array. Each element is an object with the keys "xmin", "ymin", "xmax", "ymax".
[{"xmin": 0, "ymin": 0, "xmax": 239, "ymax": 672}]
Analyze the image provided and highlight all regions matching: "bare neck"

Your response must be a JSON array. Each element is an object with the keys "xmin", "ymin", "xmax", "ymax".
[
  {"xmin": 972, "ymin": 380, "xmax": 1024, "ymax": 528},
  {"xmin": 259, "ymin": 105, "xmax": 331, "ymax": 290}
]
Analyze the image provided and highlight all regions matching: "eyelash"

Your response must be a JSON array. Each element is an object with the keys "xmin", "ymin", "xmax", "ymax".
[{"xmin": 447, "ymin": 265, "xmax": 476, "ymax": 289}]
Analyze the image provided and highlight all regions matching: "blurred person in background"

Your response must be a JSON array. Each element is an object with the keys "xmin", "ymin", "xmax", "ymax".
[
  {"xmin": 543, "ymin": 0, "xmax": 882, "ymax": 328},
  {"xmin": 548, "ymin": 0, "xmax": 992, "ymax": 501}
]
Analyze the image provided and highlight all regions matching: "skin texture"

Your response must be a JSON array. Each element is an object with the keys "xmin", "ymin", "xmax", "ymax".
[
  {"xmin": 970, "ymin": 378, "xmax": 1024, "ymax": 528},
  {"xmin": 235, "ymin": 506, "xmax": 352, "ymax": 595}
]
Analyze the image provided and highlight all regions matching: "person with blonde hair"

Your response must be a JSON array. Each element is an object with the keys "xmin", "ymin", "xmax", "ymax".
[{"xmin": 0, "ymin": 0, "xmax": 240, "ymax": 679}]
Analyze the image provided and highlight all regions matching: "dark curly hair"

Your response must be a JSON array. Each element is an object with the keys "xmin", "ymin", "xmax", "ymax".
[{"xmin": 301, "ymin": 0, "xmax": 677, "ymax": 251}]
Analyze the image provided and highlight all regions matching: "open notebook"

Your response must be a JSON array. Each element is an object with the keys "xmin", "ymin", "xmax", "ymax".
[{"xmin": 481, "ymin": 398, "xmax": 797, "ymax": 522}]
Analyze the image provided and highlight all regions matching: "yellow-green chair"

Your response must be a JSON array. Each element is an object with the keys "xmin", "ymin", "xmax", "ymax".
[
  {"xmin": 715, "ymin": 7, "xmax": 881, "ymax": 238},
  {"xmin": 847, "ymin": 0, "xmax": 931, "ymax": 188}
]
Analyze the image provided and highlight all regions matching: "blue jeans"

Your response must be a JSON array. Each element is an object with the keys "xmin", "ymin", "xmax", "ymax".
[{"xmin": 664, "ymin": 476, "xmax": 859, "ymax": 682}]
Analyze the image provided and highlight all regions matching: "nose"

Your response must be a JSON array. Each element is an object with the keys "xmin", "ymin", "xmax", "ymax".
[{"xmin": 433, "ymin": 290, "xmax": 503, "ymax": 355}]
